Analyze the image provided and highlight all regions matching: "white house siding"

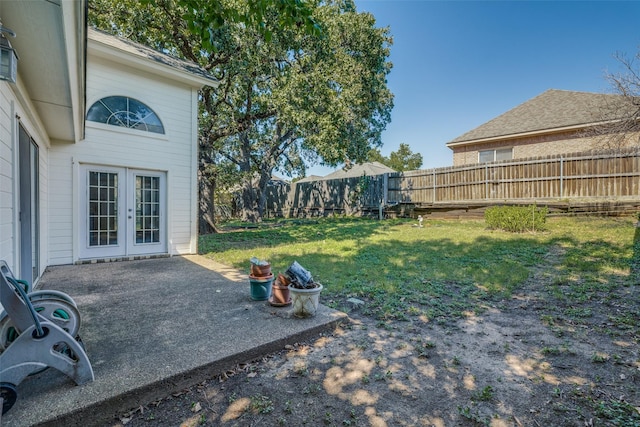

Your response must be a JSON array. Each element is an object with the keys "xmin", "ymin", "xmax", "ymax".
[
  {"xmin": 47, "ymin": 142, "xmax": 74, "ymax": 265},
  {"xmin": 0, "ymin": 81, "xmax": 52, "ymax": 280},
  {"xmin": 0, "ymin": 84, "xmax": 15, "ymax": 272},
  {"xmin": 47, "ymin": 55, "xmax": 198, "ymax": 265}
]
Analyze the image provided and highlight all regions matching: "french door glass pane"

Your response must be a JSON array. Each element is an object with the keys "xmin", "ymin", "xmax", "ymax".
[
  {"xmin": 135, "ymin": 176, "xmax": 160, "ymax": 244},
  {"xmin": 88, "ymin": 171, "xmax": 118, "ymax": 247}
]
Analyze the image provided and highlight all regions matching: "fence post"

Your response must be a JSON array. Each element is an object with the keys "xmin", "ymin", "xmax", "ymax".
[
  {"xmin": 432, "ymin": 169, "xmax": 436, "ymax": 203},
  {"xmin": 383, "ymin": 173, "xmax": 388, "ymax": 206},
  {"xmin": 485, "ymin": 164, "xmax": 489, "ymax": 199},
  {"xmin": 560, "ymin": 156, "xmax": 564, "ymax": 198}
]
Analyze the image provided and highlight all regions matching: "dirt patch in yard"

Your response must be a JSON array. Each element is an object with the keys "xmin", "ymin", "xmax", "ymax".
[{"xmin": 117, "ymin": 246, "xmax": 640, "ymax": 427}]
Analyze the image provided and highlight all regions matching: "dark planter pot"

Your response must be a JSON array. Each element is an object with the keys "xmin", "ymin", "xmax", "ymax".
[{"xmin": 249, "ymin": 274, "xmax": 274, "ymax": 301}]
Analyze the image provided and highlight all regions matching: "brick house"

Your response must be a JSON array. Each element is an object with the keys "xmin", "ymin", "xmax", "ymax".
[{"xmin": 446, "ymin": 89, "xmax": 639, "ymax": 167}]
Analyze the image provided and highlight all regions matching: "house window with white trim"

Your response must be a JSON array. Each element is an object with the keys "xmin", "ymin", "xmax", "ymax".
[
  {"xmin": 479, "ymin": 148, "xmax": 512, "ymax": 163},
  {"xmin": 86, "ymin": 96, "xmax": 164, "ymax": 134}
]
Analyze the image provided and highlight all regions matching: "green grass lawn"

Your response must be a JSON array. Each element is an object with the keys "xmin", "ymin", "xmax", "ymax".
[
  {"xmin": 199, "ymin": 215, "xmax": 639, "ymax": 426},
  {"xmin": 199, "ymin": 216, "xmax": 638, "ymax": 325}
]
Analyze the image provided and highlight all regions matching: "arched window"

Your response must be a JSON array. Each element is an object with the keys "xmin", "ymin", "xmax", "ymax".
[{"xmin": 86, "ymin": 96, "xmax": 164, "ymax": 134}]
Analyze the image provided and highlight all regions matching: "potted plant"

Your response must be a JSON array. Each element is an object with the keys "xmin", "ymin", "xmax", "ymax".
[
  {"xmin": 286, "ymin": 262, "xmax": 323, "ymax": 318},
  {"xmin": 248, "ymin": 257, "xmax": 273, "ymax": 301},
  {"xmin": 250, "ymin": 257, "xmax": 272, "ymax": 277},
  {"xmin": 269, "ymin": 273, "xmax": 292, "ymax": 306}
]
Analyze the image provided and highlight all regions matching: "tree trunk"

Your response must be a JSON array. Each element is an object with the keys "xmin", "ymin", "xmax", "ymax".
[
  {"xmin": 198, "ymin": 169, "xmax": 218, "ymax": 234},
  {"xmin": 240, "ymin": 178, "xmax": 261, "ymax": 222},
  {"xmin": 238, "ymin": 166, "xmax": 275, "ymax": 222},
  {"xmin": 256, "ymin": 169, "xmax": 272, "ymax": 220},
  {"xmin": 237, "ymin": 131, "xmax": 262, "ymax": 222}
]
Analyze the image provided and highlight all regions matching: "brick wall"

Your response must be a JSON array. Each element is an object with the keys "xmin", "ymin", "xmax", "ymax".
[{"xmin": 451, "ymin": 130, "xmax": 639, "ymax": 166}]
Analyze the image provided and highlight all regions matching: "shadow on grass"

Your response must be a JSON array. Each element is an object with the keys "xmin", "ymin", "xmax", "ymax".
[
  {"xmin": 246, "ymin": 234, "xmax": 567, "ymax": 321},
  {"xmin": 200, "ymin": 217, "xmax": 393, "ymax": 253},
  {"xmin": 632, "ymin": 225, "xmax": 640, "ymax": 284},
  {"xmin": 202, "ymin": 218, "xmax": 636, "ymax": 332}
]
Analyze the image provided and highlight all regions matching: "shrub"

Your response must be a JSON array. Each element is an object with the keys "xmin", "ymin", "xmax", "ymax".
[{"xmin": 484, "ymin": 205, "xmax": 548, "ymax": 232}]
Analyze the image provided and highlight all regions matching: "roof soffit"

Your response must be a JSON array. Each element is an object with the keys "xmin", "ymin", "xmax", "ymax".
[{"xmin": 0, "ymin": 0, "xmax": 85, "ymax": 143}]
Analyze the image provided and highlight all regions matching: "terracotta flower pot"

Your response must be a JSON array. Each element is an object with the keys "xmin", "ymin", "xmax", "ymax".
[
  {"xmin": 277, "ymin": 273, "xmax": 291, "ymax": 286},
  {"xmin": 250, "ymin": 263, "xmax": 272, "ymax": 277},
  {"xmin": 270, "ymin": 281, "xmax": 291, "ymax": 306}
]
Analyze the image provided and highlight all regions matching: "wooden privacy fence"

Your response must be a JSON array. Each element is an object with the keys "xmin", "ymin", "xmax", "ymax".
[
  {"xmin": 388, "ymin": 148, "xmax": 640, "ymax": 205},
  {"xmin": 264, "ymin": 174, "xmax": 386, "ymax": 218},
  {"xmin": 265, "ymin": 148, "xmax": 640, "ymax": 217}
]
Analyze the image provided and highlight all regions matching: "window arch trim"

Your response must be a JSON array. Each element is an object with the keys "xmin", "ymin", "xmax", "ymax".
[{"xmin": 86, "ymin": 96, "xmax": 165, "ymax": 134}]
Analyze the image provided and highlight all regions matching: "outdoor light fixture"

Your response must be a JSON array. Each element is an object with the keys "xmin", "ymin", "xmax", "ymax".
[{"xmin": 0, "ymin": 23, "xmax": 18, "ymax": 83}]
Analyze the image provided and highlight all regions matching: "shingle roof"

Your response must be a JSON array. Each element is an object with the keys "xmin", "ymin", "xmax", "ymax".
[
  {"xmin": 296, "ymin": 175, "xmax": 324, "ymax": 183},
  {"xmin": 88, "ymin": 27, "xmax": 217, "ymax": 85},
  {"xmin": 447, "ymin": 89, "xmax": 630, "ymax": 145},
  {"xmin": 321, "ymin": 162, "xmax": 396, "ymax": 180}
]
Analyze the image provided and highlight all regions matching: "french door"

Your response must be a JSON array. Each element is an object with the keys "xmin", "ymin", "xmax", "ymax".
[{"xmin": 79, "ymin": 165, "xmax": 166, "ymax": 259}]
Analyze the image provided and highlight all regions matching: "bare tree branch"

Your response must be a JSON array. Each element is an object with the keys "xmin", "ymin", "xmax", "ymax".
[{"xmin": 582, "ymin": 51, "xmax": 640, "ymax": 150}]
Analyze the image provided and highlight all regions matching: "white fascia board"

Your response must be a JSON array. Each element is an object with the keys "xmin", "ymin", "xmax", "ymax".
[{"xmin": 61, "ymin": 0, "xmax": 87, "ymax": 142}]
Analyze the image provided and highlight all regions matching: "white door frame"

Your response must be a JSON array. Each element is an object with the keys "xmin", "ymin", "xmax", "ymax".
[
  {"xmin": 127, "ymin": 169, "xmax": 167, "ymax": 256},
  {"xmin": 18, "ymin": 123, "xmax": 40, "ymax": 283},
  {"xmin": 79, "ymin": 164, "xmax": 167, "ymax": 259}
]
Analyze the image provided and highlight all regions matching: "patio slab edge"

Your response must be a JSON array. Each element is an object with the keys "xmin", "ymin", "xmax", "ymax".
[{"xmin": 34, "ymin": 310, "xmax": 347, "ymax": 427}]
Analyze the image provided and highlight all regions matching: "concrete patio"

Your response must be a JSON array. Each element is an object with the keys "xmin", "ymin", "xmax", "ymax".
[{"xmin": 1, "ymin": 256, "xmax": 345, "ymax": 426}]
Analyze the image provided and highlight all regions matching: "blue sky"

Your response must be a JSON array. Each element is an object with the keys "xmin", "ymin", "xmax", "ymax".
[{"xmin": 305, "ymin": 0, "xmax": 640, "ymax": 177}]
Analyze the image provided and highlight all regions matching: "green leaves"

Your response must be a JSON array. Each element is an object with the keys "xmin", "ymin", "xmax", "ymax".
[
  {"xmin": 367, "ymin": 143, "xmax": 423, "ymax": 171},
  {"xmin": 175, "ymin": 0, "xmax": 322, "ymax": 49},
  {"xmin": 485, "ymin": 205, "xmax": 549, "ymax": 232}
]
